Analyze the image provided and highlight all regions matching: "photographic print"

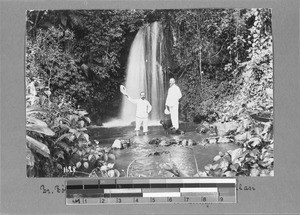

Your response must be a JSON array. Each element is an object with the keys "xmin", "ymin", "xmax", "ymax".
[{"xmin": 25, "ymin": 8, "xmax": 273, "ymax": 178}]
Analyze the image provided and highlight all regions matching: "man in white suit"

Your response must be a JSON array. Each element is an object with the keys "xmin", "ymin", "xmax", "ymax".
[
  {"xmin": 124, "ymin": 91, "xmax": 152, "ymax": 136},
  {"xmin": 165, "ymin": 78, "xmax": 182, "ymax": 130}
]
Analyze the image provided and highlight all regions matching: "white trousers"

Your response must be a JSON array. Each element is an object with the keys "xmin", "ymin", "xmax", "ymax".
[
  {"xmin": 135, "ymin": 117, "xmax": 148, "ymax": 132},
  {"xmin": 169, "ymin": 104, "xmax": 179, "ymax": 129}
]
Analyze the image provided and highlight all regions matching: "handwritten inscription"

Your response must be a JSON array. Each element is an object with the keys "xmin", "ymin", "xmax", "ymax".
[
  {"xmin": 39, "ymin": 181, "xmax": 255, "ymax": 201},
  {"xmin": 236, "ymin": 183, "xmax": 256, "ymax": 191},
  {"xmin": 40, "ymin": 184, "xmax": 66, "ymax": 194},
  {"xmin": 63, "ymin": 166, "xmax": 76, "ymax": 174}
]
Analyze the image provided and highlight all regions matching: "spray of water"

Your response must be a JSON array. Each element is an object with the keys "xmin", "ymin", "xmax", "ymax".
[{"xmin": 104, "ymin": 22, "xmax": 165, "ymax": 127}]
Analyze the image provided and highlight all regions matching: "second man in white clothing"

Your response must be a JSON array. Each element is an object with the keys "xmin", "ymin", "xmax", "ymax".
[{"xmin": 165, "ymin": 78, "xmax": 182, "ymax": 130}]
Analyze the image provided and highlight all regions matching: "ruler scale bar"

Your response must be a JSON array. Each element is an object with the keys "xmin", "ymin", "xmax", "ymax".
[
  {"xmin": 143, "ymin": 192, "xmax": 181, "ymax": 197},
  {"xmin": 66, "ymin": 178, "xmax": 236, "ymax": 205}
]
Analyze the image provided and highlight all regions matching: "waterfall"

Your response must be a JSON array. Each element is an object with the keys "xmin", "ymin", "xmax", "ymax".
[{"xmin": 120, "ymin": 22, "xmax": 165, "ymax": 124}]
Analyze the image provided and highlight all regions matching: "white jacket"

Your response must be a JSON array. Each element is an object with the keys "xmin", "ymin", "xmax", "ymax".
[
  {"xmin": 166, "ymin": 84, "xmax": 182, "ymax": 107},
  {"xmin": 127, "ymin": 97, "xmax": 152, "ymax": 118}
]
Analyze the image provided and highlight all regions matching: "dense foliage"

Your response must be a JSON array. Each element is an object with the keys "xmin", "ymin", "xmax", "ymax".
[{"xmin": 25, "ymin": 8, "xmax": 273, "ymax": 177}]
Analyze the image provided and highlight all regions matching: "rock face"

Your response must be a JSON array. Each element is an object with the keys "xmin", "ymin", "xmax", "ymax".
[{"xmin": 213, "ymin": 121, "xmax": 239, "ymax": 136}]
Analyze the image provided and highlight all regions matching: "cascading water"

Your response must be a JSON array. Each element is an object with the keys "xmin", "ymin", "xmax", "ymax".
[{"xmin": 120, "ymin": 22, "xmax": 165, "ymax": 124}]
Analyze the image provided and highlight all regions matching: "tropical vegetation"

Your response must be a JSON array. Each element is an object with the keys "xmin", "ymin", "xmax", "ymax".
[{"xmin": 25, "ymin": 8, "xmax": 273, "ymax": 177}]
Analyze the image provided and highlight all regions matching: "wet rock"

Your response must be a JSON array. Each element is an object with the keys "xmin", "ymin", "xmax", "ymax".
[
  {"xmin": 218, "ymin": 137, "xmax": 231, "ymax": 144},
  {"xmin": 149, "ymin": 138, "xmax": 161, "ymax": 145},
  {"xmin": 120, "ymin": 139, "xmax": 130, "ymax": 149},
  {"xmin": 159, "ymin": 140, "xmax": 169, "ymax": 146},
  {"xmin": 175, "ymin": 129, "xmax": 185, "ymax": 135},
  {"xmin": 187, "ymin": 139, "xmax": 196, "ymax": 146},
  {"xmin": 209, "ymin": 138, "xmax": 218, "ymax": 144},
  {"xmin": 201, "ymin": 139, "xmax": 209, "ymax": 146},
  {"xmin": 148, "ymin": 150, "xmax": 170, "ymax": 156},
  {"xmin": 181, "ymin": 139, "xmax": 188, "ymax": 146},
  {"xmin": 196, "ymin": 121, "xmax": 210, "ymax": 133},
  {"xmin": 112, "ymin": 139, "xmax": 122, "ymax": 149},
  {"xmin": 168, "ymin": 138, "xmax": 179, "ymax": 145}
]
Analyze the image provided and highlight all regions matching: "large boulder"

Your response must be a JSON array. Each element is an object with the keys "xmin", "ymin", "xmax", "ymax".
[
  {"xmin": 112, "ymin": 139, "xmax": 130, "ymax": 149},
  {"xmin": 112, "ymin": 139, "xmax": 122, "ymax": 149}
]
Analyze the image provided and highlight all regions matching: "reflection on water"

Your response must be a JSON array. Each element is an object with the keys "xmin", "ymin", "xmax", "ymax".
[{"xmin": 90, "ymin": 123, "xmax": 239, "ymax": 177}]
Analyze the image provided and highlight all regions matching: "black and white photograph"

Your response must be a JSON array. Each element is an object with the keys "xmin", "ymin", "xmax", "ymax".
[{"xmin": 25, "ymin": 8, "xmax": 273, "ymax": 178}]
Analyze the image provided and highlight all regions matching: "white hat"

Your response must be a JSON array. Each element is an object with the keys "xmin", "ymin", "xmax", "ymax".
[
  {"xmin": 120, "ymin": 85, "xmax": 127, "ymax": 94},
  {"xmin": 164, "ymin": 108, "xmax": 170, "ymax": 115}
]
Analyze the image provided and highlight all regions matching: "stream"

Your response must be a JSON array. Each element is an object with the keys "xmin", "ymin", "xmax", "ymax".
[{"xmin": 89, "ymin": 123, "xmax": 239, "ymax": 177}]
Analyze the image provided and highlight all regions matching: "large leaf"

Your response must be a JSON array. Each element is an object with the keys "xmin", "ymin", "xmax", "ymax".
[
  {"xmin": 26, "ymin": 147, "xmax": 35, "ymax": 167},
  {"xmin": 249, "ymin": 137, "xmax": 262, "ymax": 148},
  {"xmin": 114, "ymin": 169, "xmax": 120, "ymax": 177},
  {"xmin": 107, "ymin": 163, "xmax": 115, "ymax": 169},
  {"xmin": 219, "ymin": 160, "xmax": 229, "ymax": 170},
  {"xmin": 56, "ymin": 117, "xmax": 71, "ymax": 126},
  {"xmin": 88, "ymin": 154, "xmax": 94, "ymax": 161},
  {"xmin": 26, "ymin": 106, "xmax": 45, "ymax": 115},
  {"xmin": 69, "ymin": 128, "xmax": 78, "ymax": 134},
  {"xmin": 213, "ymin": 155, "xmax": 222, "ymax": 162},
  {"xmin": 107, "ymin": 169, "xmax": 115, "ymax": 177},
  {"xmin": 84, "ymin": 116, "xmax": 91, "ymax": 124},
  {"xmin": 108, "ymin": 153, "xmax": 116, "ymax": 161},
  {"xmin": 27, "ymin": 116, "xmax": 48, "ymax": 127},
  {"xmin": 78, "ymin": 120, "xmax": 85, "ymax": 128},
  {"xmin": 26, "ymin": 123, "xmax": 55, "ymax": 136},
  {"xmin": 67, "ymin": 114, "xmax": 79, "ymax": 123},
  {"xmin": 26, "ymin": 135, "xmax": 50, "ymax": 158},
  {"xmin": 235, "ymin": 132, "xmax": 248, "ymax": 142},
  {"xmin": 229, "ymin": 148, "xmax": 243, "ymax": 162},
  {"xmin": 223, "ymin": 171, "xmax": 235, "ymax": 177},
  {"xmin": 55, "ymin": 133, "xmax": 73, "ymax": 144},
  {"xmin": 230, "ymin": 163, "xmax": 240, "ymax": 172},
  {"xmin": 26, "ymin": 117, "xmax": 55, "ymax": 136},
  {"xmin": 81, "ymin": 133, "xmax": 89, "ymax": 142},
  {"xmin": 56, "ymin": 141, "xmax": 70, "ymax": 152},
  {"xmin": 83, "ymin": 162, "xmax": 89, "ymax": 169},
  {"xmin": 76, "ymin": 161, "xmax": 82, "ymax": 169},
  {"xmin": 250, "ymin": 168, "xmax": 260, "ymax": 176}
]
